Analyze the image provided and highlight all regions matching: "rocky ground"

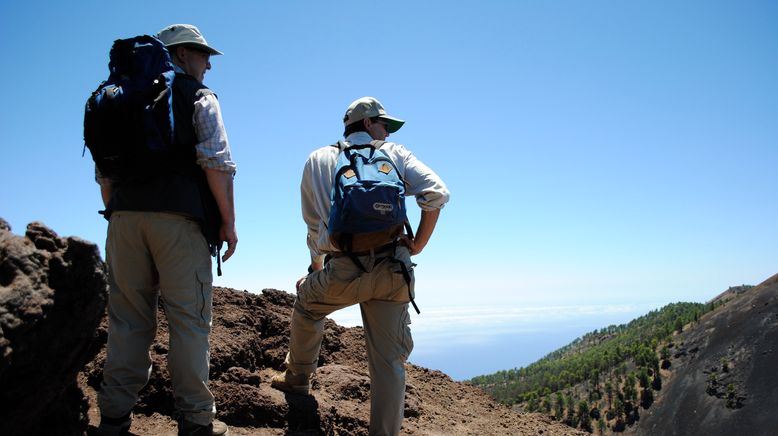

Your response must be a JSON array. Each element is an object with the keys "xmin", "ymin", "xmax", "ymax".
[
  {"xmin": 1, "ymin": 219, "xmax": 585, "ymax": 435},
  {"xmin": 82, "ymin": 287, "xmax": 585, "ymax": 435}
]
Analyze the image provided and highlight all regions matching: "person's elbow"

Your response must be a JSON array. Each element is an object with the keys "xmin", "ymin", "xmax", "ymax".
[{"xmin": 416, "ymin": 189, "xmax": 450, "ymax": 211}]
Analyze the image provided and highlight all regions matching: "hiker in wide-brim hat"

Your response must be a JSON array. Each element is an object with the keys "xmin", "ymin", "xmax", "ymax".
[
  {"xmin": 157, "ymin": 23, "xmax": 224, "ymax": 55},
  {"xmin": 93, "ymin": 23, "xmax": 236, "ymax": 436}
]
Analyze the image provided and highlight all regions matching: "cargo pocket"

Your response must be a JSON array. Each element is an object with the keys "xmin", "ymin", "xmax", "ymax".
[
  {"xmin": 196, "ymin": 267, "xmax": 213, "ymax": 328},
  {"xmin": 399, "ymin": 309, "xmax": 414, "ymax": 361},
  {"xmin": 297, "ymin": 268, "xmax": 330, "ymax": 308},
  {"xmin": 388, "ymin": 248, "xmax": 415, "ymax": 303}
]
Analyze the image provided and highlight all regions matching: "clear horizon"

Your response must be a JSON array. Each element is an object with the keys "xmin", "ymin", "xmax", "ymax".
[
  {"xmin": 324, "ymin": 297, "xmax": 734, "ymax": 380},
  {"xmin": 2, "ymin": 1, "xmax": 776, "ymax": 380}
]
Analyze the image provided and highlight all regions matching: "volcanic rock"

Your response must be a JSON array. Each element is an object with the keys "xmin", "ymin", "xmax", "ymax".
[{"xmin": 0, "ymin": 219, "xmax": 108, "ymax": 435}]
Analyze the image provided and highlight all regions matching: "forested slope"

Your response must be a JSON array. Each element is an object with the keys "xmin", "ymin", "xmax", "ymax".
[{"xmin": 469, "ymin": 295, "xmax": 748, "ymax": 433}]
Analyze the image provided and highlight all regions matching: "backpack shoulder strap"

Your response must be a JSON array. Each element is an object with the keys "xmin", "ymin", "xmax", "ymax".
[
  {"xmin": 333, "ymin": 140, "xmax": 385, "ymax": 150},
  {"xmin": 339, "ymin": 141, "xmax": 377, "ymax": 161}
]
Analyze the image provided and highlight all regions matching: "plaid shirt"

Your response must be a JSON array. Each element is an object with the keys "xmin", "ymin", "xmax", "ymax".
[
  {"xmin": 176, "ymin": 63, "xmax": 235, "ymax": 174},
  {"xmin": 193, "ymin": 92, "xmax": 236, "ymax": 174}
]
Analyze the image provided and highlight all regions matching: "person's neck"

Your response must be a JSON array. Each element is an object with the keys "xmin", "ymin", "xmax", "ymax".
[{"xmin": 345, "ymin": 131, "xmax": 374, "ymax": 144}]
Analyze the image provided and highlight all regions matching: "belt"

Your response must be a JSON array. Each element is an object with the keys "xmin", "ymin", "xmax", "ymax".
[
  {"xmin": 329, "ymin": 242, "xmax": 396, "ymax": 258},
  {"xmin": 327, "ymin": 241, "xmax": 420, "ymax": 315}
]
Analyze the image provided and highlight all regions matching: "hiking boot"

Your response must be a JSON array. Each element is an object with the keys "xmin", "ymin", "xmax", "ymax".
[
  {"xmin": 270, "ymin": 369, "xmax": 311, "ymax": 395},
  {"xmin": 177, "ymin": 418, "xmax": 229, "ymax": 436},
  {"xmin": 97, "ymin": 412, "xmax": 131, "ymax": 436}
]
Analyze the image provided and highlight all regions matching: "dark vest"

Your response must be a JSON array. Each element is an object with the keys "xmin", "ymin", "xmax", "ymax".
[{"xmin": 107, "ymin": 73, "xmax": 221, "ymax": 247}]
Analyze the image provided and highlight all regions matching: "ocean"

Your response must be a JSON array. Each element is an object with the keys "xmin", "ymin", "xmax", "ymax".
[{"xmin": 328, "ymin": 302, "xmax": 660, "ymax": 381}]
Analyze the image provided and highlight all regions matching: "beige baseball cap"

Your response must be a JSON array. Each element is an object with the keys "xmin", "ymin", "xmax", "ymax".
[
  {"xmin": 156, "ymin": 24, "xmax": 223, "ymax": 55},
  {"xmin": 343, "ymin": 96, "xmax": 405, "ymax": 133}
]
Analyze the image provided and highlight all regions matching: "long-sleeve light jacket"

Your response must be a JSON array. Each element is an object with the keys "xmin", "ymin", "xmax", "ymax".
[{"xmin": 301, "ymin": 131, "xmax": 450, "ymax": 264}]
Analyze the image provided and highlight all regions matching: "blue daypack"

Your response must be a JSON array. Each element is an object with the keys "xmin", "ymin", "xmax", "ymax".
[
  {"xmin": 327, "ymin": 141, "xmax": 421, "ymax": 313},
  {"xmin": 83, "ymin": 35, "xmax": 176, "ymax": 180},
  {"xmin": 328, "ymin": 139, "xmax": 420, "ymax": 314},
  {"xmin": 328, "ymin": 140, "xmax": 409, "ymax": 252}
]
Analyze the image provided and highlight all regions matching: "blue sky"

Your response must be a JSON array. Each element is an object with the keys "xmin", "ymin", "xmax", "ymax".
[{"xmin": 2, "ymin": 1, "xmax": 776, "ymax": 379}]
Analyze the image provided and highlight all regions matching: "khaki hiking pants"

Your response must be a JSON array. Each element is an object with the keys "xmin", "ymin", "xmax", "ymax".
[
  {"xmin": 98, "ymin": 211, "xmax": 216, "ymax": 426},
  {"xmin": 287, "ymin": 245, "xmax": 415, "ymax": 436}
]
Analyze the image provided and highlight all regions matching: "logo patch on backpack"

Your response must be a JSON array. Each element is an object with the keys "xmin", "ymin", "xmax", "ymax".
[
  {"xmin": 373, "ymin": 202, "xmax": 394, "ymax": 214},
  {"xmin": 328, "ymin": 141, "xmax": 407, "ymax": 250}
]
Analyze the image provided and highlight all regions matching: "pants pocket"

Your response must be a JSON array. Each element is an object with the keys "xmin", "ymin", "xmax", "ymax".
[
  {"xmin": 195, "ymin": 267, "xmax": 213, "ymax": 328},
  {"xmin": 399, "ymin": 308, "xmax": 414, "ymax": 361}
]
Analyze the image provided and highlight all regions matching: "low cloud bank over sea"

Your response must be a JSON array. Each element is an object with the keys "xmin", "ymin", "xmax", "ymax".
[{"xmin": 330, "ymin": 302, "xmax": 660, "ymax": 380}]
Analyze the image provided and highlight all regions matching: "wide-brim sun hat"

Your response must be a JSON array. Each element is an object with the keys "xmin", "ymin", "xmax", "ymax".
[
  {"xmin": 156, "ymin": 24, "xmax": 223, "ymax": 55},
  {"xmin": 343, "ymin": 96, "xmax": 405, "ymax": 133}
]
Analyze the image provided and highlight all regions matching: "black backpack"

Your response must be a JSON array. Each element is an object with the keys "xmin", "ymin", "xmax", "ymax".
[{"xmin": 83, "ymin": 35, "xmax": 176, "ymax": 180}]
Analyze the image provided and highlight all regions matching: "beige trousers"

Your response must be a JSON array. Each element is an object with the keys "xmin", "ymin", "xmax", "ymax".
[
  {"xmin": 98, "ymin": 211, "xmax": 216, "ymax": 426},
  {"xmin": 287, "ymin": 246, "xmax": 415, "ymax": 436}
]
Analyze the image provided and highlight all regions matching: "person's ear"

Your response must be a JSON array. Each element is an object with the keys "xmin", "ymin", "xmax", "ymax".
[{"xmin": 173, "ymin": 46, "xmax": 187, "ymax": 62}]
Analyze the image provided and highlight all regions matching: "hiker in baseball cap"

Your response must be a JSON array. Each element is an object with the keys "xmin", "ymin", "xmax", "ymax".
[
  {"xmin": 272, "ymin": 91, "xmax": 449, "ymax": 435},
  {"xmin": 343, "ymin": 96, "xmax": 405, "ymax": 134},
  {"xmin": 156, "ymin": 24, "xmax": 223, "ymax": 55}
]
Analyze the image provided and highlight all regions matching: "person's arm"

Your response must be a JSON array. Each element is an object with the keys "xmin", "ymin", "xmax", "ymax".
[
  {"xmin": 393, "ymin": 143, "xmax": 449, "ymax": 256},
  {"xmin": 403, "ymin": 208, "xmax": 441, "ymax": 255},
  {"xmin": 99, "ymin": 179, "xmax": 113, "ymax": 208},
  {"xmin": 95, "ymin": 164, "xmax": 114, "ymax": 208},
  {"xmin": 204, "ymin": 168, "xmax": 237, "ymax": 262},
  {"xmin": 301, "ymin": 149, "xmax": 334, "ymax": 272},
  {"xmin": 192, "ymin": 93, "xmax": 238, "ymax": 262}
]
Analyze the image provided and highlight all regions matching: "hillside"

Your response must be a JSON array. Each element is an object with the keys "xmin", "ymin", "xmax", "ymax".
[
  {"xmin": 470, "ymin": 302, "xmax": 707, "ymax": 430},
  {"xmin": 0, "ymin": 218, "xmax": 585, "ymax": 435},
  {"xmin": 631, "ymin": 273, "xmax": 778, "ymax": 435},
  {"xmin": 469, "ymin": 277, "xmax": 778, "ymax": 435}
]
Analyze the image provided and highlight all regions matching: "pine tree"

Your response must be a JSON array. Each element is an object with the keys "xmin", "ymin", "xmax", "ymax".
[
  {"xmin": 554, "ymin": 392, "xmax": 564, "ymax": 421},
  {"xmin": 578, "ymin": 400, "xmax": 593, "ymax": 432},
  {"xmin": 565, "ymin": 394, "xmax": 577, "ymax": 426},
  {"xmin": 624, "ymin": 373, "xmax": 637, "ymax": 402},
  {"xmin": 638, "ymin": 368, "xmax": 650, "ymax": 389},
  {"xmin": 652, "ymin": 370, "xmax": 662, "ymax": 390},
  {"xmin": 540, "ymin": 396, "xmax": 552, "ymax": 414},
  {"xmin": 641, "ymin": 387, "xmax": 654, "ymax": 409},
  {"xmin": 597, "ymin": 417, "xmax": 606, "ymax": 434}
]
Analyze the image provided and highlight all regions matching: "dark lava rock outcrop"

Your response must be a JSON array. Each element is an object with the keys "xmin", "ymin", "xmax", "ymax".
[{"xmin": 0, "ymin": 219, "xmax": 108, "ymax": 435}]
